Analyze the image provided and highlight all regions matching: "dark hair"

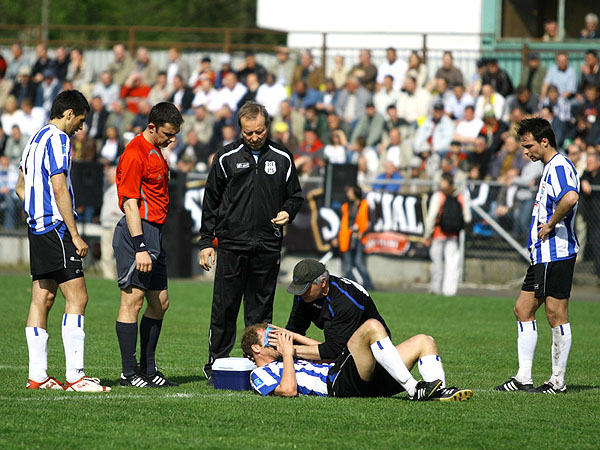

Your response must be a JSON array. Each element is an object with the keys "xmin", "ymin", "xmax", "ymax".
[
  {"xmin": 441, "ymin": 172, "xmax": 454, "ymax": 186},
  {"xmin": 586, "ymin": 49, "xmax": 598, "ymax": 58},
  {"xmin": 237, "ymin": 101, "xmax": 271, "ymax": 129},
  {"xmin": 347, "ymin": 184, "xmax": 363, "ymax": 200},
  {"xmin": 50, "ymin": 90, "xmax": 90, "ymax": 120},
  {"xmin": 516, "ymin": 85, "xmax": 529, "ymax": 95},
  {"xmin": 516, "ymin": 117, "xmax": 557, "ymax": 149},
  {"xmin": 148, "ymin": 102, "xmax": 184, "ymax": 128}
]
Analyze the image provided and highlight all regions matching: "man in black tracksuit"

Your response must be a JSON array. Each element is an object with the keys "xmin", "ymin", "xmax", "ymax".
[
  {"xmin": 283, "ymin": 258, "xmax": 389, "ymax": 361},
  {"xmin": 199, "ymin": 101, "xmax": 303, "ymax": 381}
]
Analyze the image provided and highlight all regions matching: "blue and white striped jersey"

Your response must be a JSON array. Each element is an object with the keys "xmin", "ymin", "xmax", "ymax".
[
  {"xmin": 19, "ymin": 124, "xmax": 76, "ymax": 234},
  {"xmin": 529, "ymin": 152, "xmax": 579, "ymax": 264},
  {"xmin": 250, "ymin": 359, "xmax": 334, "ymax": 396}
]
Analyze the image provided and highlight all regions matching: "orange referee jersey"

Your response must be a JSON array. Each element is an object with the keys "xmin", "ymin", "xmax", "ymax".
[{"xmin": 116, "ymin": 134, "xmax": 170, "ymax": 225}]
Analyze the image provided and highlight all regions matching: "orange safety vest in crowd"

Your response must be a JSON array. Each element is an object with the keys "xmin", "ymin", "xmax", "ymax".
[{"xmin": 338, "ymin": 199, "xmax": 369, "ymax": 253}]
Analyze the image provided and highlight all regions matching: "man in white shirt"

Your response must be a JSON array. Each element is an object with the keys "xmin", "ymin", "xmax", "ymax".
[
  {"xmin": 376, "ymin": 47, "xmax": 408, "ymax": 92},
  {"xmin": 209, "ymin": 72, "xmax": 247, "ymax": 113},
  {"xmin": 256, "ymin": 72, "xmax": 288, "ymax": 117}
]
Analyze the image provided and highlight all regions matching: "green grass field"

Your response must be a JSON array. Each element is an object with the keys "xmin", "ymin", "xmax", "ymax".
[{"xmin": 0, "ymin": 274, "xmax": 598, "ymax": 449}]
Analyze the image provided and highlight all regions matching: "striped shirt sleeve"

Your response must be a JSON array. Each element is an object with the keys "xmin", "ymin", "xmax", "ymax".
[
  {"xmin": 551, "ymin": 160, "xmax": 578, "ymax": 203},
  {"xmin": 250, "ymin": 364, "xmax": 281, "ymax": 396},
  {"xmin": 47, "ymin": 132, "xmax": 69, "ymax": 176}
]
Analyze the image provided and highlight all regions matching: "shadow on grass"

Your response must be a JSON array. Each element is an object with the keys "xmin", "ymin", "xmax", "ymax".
[
  {"xmin": 103, "ymin": 375, "xmax": 206, "ymax": 387},
  {"xmin": 566, "ymin": 385, "xmax": 600, "ymax": 392}
]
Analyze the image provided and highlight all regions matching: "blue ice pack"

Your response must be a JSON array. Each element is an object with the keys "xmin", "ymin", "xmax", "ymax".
[{"xmin": 264, "ymin": 325, "xmax": 273, "ymax": 347}]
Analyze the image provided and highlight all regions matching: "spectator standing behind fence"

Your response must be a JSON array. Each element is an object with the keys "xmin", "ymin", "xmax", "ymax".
[
  {"xmin": 542, "ymin": 20, "xmax": 560, "ymax": 42},
  {"xmin": 133, "ymin": 47, "xmax": 158, "ymax": 87},
  {"xmin": 10, "ymin": 67, "xmax": 36, "ymax": 108},
  {"xmin": 293, "ymin": 50, "xmax": 325, "ymax": 91},
  {"xmin": 6, "ymin": 43, "xmax": 29, "ymax": 82},
  {"xmin": 541, "ymin": 53, "xmax": 576, "ymax": 99},
  {"xmin": 580, "ymin": 151, "xmax": 600, "ymax": 277},
  {"xmin": 270, "ymin": 46, "xmax": 296, "ymax": 90},
  {"xmin": 107, "ymin": 44, "xmax": 134, "ymax": 88},
  {"xmin": 350, "ymin": 49, "xmax": 378, "ymax": 93},
  {"xmin": 327, "ymin": 55, "xmax": 349, "ymax": 91},
  {"xmin": 580, "ymin": 13, "xmax": 599, "ymax": 39},
  {"xmin": 481, "ymin": 58, "xmax": 514, "ymax": 98},
  {"xmin": 331, "ymin": 185, "xmax": 375, "ymax": 291},
  {"xmin": 519, "ymin": 53, "xmax": 546, "ymax": 98},
  {"xmin": 165, "ymin": 47, "xmax": 190, "ymax": 90},
  {"xmin": 406, "ymin": 50, "xmax": 428, "ymax": 88},
  {"xmin": 336, "ymin": 77, "xmax": 371, "ymax": 131},
  {"xmin": 577, "ymin": 50, "xmax": 599, "ymax": 97},
  {"xmin": 424, "ymin": 173, "xmax": 471, "ymax": 296},
  {"xmin": 198, "ymin": 102, "xmax": 303, "ymax": 384},
  {"xmin": 377, "ymin": 47, "xmax": 407, "ymax": 92},
  {"xmin": 431, "ymin": 51, "xmax": 463, "ymax": 91},
  {"xmin": 256, "ymin": 72, "xmax": 288, "ymax": 117}
]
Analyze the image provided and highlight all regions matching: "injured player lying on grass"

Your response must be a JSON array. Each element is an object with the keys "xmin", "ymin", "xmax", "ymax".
[{"xmin": 241, "ymin": 319, "xmax": 473, "ymax": 401}]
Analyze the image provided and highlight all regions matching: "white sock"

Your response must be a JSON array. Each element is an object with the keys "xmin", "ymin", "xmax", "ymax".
[
  {"xmin": 25, "ymin": 327, "xmax": 49, "ymax": 382},
  {"xmin": 418, "ymin": 354, "xmax": 446, "ymax": 388},
  {"xmin": 515, "ymin": 320, "xmax": 537, "ymax": 384},
  {"xmin": 549, "ymin": 323, "xmax": 571, "ymax": 388},
  {"xmin": 62, "ymin": 314, "xmax": 86, "ymax": 383},
  {"xmin": 370, "ymin": 337, "xmax": 418, "ymax": 396}
]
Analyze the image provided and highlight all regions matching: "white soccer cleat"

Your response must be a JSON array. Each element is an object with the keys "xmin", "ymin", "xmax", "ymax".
[
  {"xmin": 63, "ymin": 376, "xmax": 111, "ymax": 392},
  {"xmin": 26, "ymin": 376, "xmax": 64, "ymax": 390}
]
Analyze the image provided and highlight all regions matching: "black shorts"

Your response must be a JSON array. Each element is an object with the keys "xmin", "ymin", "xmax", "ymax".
[
  {"xmin": 521, "ymin": 257, "xmax": 576, "ymax": 299},
  {"xmin": 327, "ymin": 347, "xmax": 404, "ymax": 398},
  {"xmin": 28, "ymin": 223, "xmax": 84, "ymax": 284},
  {"xmin": 113, "ymin": 217, "xmax": 168, "ymax": 291}
]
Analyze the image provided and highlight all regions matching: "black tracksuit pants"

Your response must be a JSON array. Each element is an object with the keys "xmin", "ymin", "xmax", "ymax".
[{"xmin": 205, "ymin": 247, "xmax": 280, "ymax": 374}]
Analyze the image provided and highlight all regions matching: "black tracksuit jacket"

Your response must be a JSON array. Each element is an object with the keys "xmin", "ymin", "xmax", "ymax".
[{"xmin": 199, "ymin": 138, "xmax": 303, "ymax": 253}]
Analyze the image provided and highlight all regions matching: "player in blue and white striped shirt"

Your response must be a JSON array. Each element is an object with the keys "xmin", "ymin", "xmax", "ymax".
[
  {"xmin": 495, "ymin": 118, "xmax": 579, "ymax": 395},
  {"xmin": 15, "ymin": 90, "xmax": 109, "ymax": 392},
  {"xmin": 242, "ymin": 322, "xmax": 473, "ymax": 401}
]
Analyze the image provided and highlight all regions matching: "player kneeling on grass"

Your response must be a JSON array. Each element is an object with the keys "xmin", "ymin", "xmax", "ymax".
[{"xmin": 242, "ymin": 321, "xmax": 472, "ymax": 401}]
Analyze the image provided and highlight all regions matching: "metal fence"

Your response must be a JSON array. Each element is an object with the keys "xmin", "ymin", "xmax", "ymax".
[{"xmin": 2, "ymin": 174, "xmax": 599, "ymax": 286}]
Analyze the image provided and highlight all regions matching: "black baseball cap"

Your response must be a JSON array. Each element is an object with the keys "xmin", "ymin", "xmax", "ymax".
[{"xmin": 286, "ymin": 259, "xmax": 326, "ymax": 295}]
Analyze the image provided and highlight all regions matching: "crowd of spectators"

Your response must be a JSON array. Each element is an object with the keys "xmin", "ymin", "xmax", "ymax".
[{"xmin": 0, "ymin": 40, "xmax": 599, "ymax": 275}]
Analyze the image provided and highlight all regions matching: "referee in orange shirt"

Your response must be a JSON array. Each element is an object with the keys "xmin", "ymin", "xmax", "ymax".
[{"xmin": 113, "ymin": 102, "xmax": 183, "ymax": 387}]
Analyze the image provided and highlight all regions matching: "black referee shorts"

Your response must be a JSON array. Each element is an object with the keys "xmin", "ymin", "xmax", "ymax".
[
  {"xmin": 112, "ymin": 217, "xmax": 168, "ymax": 291},
  {"xmin": 327, "ymin": 347, "xmax": 404, "ymax": 398},
  {"xmin": 521, "ymin": 257, "xmax": 576, "ymax": 299},
  {"xmin": 28, "ymin": 223, "xmax": 84, "ymax": 284}
]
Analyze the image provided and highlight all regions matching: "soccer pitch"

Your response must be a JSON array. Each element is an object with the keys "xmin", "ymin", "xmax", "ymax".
[{"xmin": 0, "ymin": 274, "xmax": 598, "ymax": 449}]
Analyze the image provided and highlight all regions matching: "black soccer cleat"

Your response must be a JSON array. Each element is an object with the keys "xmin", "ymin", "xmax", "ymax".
[
  {"xmin": 429, "ymin": 387, "xmax": 473, "ymax": 402},
  {"xmin": 120, "ymin": 372, "xmax": 150, "ymax": 388},
  {"xmin": 408, "ymin": 379, "xmax": 443, "ymax": 401},
  {"xmin": 203, "ymin": 365, "xmax": 213, "ymax": 386},
  {"xmin": 494, "ymin": 377, "xmax": 536, "ymax": 392},
  {"xmin": 144, "ymin": 371, "xmax": 179, "ymax": 387},
  {"xmin": 534, "ymin": 381, "xmax": 567, "ymax": 394}
]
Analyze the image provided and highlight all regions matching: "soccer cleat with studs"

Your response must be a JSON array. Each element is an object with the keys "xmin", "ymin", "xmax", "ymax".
[
  {"xmin": 408, "ymin": 379, "xmax": 443, "ymax": 401},
  {"xmin": 494, "ymin": 377, "xmax": 536, "ymax": 392},
  {"xmin": 63, "ymin": 376, "xmax": 111, "ymax": 392},
  {"xmin": 26, "ymin": 376, "xmax": 63, "ymax": 390},
  {"xmin": 429, "ymin": 386, "xmax": 473, "ymax": 402},
  {"xmin": 534, "ymin": 381, "xmax": 567, "ymax": 394}
]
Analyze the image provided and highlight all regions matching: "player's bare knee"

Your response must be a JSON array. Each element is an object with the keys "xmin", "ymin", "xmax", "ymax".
[
  {"xmin": 362, "ymin": 318, "xmax": 385, "ymax": 337},
  {"xmin": 159, "ymin": 296, "xmax": 170, "ymax": 313},
  {"xmin": 416, "ymin": 334, "xmax": 438, "ymax": 353},
  {"xmin": 33, "ymin": 292, "xmax": 56, "ymax": 310}
]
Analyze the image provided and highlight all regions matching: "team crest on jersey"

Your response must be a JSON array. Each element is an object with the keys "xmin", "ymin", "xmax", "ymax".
[{"xmin": 265, "ymin": 160, "xmax": 276, "ymax": 175}]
